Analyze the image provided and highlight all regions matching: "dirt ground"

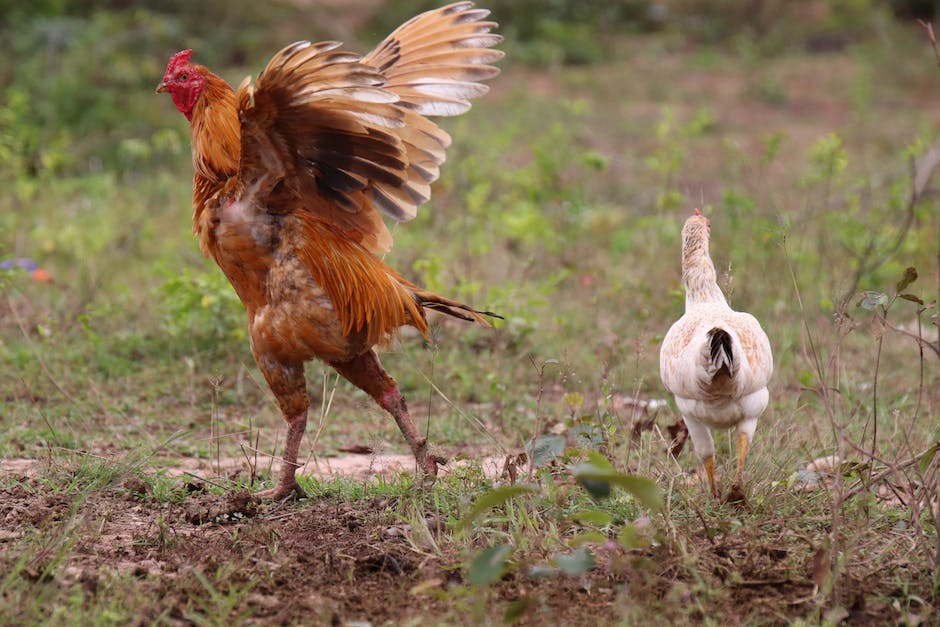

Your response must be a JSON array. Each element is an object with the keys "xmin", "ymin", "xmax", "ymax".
[{"xmin": 0, "ymin": 452, "xmax": 924, "ymax": 625}]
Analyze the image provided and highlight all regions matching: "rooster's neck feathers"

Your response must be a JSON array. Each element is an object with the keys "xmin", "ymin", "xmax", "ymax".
[{"xmin": 189, "ymin": 72, "xmax": 241, "ymax": 239}]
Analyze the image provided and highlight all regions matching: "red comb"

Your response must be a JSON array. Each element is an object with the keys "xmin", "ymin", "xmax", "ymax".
[
  {"xmin": 164, "ymin": 49, "xmax": 193, "ymax": 78},
  {"xmin": 693, "ymin": 208, "xmax": 701, "ymax": 216}
]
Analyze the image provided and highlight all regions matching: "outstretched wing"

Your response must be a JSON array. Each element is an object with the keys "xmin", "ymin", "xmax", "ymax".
[
  {"xmin": 234, "ymin": 2, "xmax": 502, "ymax": 254},
  {"xmin": 362, "ymin": 2, "xmax": 503, "ymax": 219},
  {"xmin": 234, "ymin": 41, "xmax": 409, "ymax": 253}
]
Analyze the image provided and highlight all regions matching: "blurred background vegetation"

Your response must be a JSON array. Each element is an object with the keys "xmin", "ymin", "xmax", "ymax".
[{"xmin": 1, "ymin": 0, "xmax": 935, "ymax": 181}]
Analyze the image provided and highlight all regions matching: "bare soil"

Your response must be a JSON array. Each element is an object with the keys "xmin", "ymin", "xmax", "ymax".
[{"xmin": 0, "ymin": 453, "xmax": 925, "ymax": 625}]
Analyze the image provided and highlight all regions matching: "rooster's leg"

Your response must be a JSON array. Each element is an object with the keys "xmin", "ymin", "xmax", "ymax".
[
  {"xmin": 254, "ymin": 357, "xmax": 309, "ymax": 500},
  {"xmin": 332, "ymin": 350, "xmax": 447, "ymax": 481}
]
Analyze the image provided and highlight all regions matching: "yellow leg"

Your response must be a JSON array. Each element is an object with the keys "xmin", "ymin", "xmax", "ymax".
[
  {"xmin": 735, "ymin": 431, "xmax": 749, "ymax": 487},
  {"xmin": 703, "ymin": 455, "xmax": 718, "ymax": 497}
]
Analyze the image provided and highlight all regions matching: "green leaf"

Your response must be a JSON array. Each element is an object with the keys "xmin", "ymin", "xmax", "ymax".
[
  {"xmin": 579, "ymin": 476, "xmax": 612, "ymax": 499},
  {"xmin": 798, "ymin": 369, "xmax": 815, "ymax": 388},
  {"xmin": 900, "ymin": 293, "xmax": 925, "ymax": 306},
  {"xmin": 526, "ymin": 435, "xmax": 566, "ymax": 468},
  {"xmin": 919, "ymin": 442, "xmax": 940, "ymax": 473},
  {"xmin": 585, "ymin": 450, "xmax": 615, "ymax": 470},
  {"xmin": 460, "ymin": 485, "xmax": 534, "ymax": 530},
  {"xmin": 896, "ymin": 266, "xmax": 918, "ymax": 293},
  {"xmin": 617, "ymin": 523, "xmax": 640, "ymax": 549},
  {"xmin": 554, "ymin": 547, "xmax": 595, "ymax": 576},
  {"xmin": 858, "ymin": 291, "xmax": 888, "ymax": 311},
  {"xmin": 468, "ymin": 544, "xmax": 512, "ymax": 586},
  {"xmin": 573, "ymin": 459, "xmax": 663, "ymax": 510},
  {"xmin": 528, "ymin": 564, "xmax": 559, "ymax": 579},
  {"xmin": 571, "ymin": 509, "xmax": 613, "ymax": 526},
  {"xmin": 504, "ymin": 597, "xmax": 535, "ymax": 623}
]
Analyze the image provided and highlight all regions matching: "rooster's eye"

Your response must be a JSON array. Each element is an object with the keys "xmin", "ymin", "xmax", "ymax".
[{"xmin": 179, "ymin": 73, "xmax": 188, "ymax": 81}]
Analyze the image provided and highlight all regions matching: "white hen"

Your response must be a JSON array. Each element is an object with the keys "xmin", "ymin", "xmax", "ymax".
[{"xmin": 660, "ymin": 210, "xmax": 773, "ymax": 499}]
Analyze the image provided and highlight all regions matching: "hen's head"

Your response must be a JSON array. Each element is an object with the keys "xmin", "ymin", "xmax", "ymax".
[
  {"xmin": 684, "ymin": 209, "xmax": 711, "ymax": 239},
  {"xmin": 156, "ymin": 50, "xmax": 207, "ymax": 121}
]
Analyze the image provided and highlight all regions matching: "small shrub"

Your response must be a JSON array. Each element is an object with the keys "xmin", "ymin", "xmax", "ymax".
[{"xmin": 157, "ymin": 266, "xmax": 246, "ymax": 350}]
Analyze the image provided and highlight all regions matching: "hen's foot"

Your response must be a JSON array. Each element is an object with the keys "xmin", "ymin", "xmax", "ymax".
[{"xmin": 722, "ymin": 483, "xmax": 749, "ymax": 507}]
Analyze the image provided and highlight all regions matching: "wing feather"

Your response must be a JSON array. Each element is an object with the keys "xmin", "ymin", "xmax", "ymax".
[
  {"xmin": 361, "ymin": 1, "xmax": 503, "ymax": 220},
  {"xmin": 233, "ymin": 2, "xmax": 501, "ymax": 253},
  {"xmin": 234, "ymin": 40, "xmax": 406, "ymax": 251}
]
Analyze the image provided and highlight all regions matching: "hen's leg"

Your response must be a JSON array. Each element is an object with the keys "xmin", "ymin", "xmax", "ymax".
[
  {"xmin": 683, "ymin": 417, "xmax": 718, "ymax": 497},
  {"xmin": 703, "ymin": 455, "xmax": 718, "ymax": 497},
  {"xmin": 726, "ymin": 417, "xmax": 757, "ymax": 502},
  {"xmin": 719, "ymin": 432, "xmax": 751, "ymax": 504},
  {"xmin": 734, "ymin": 431, "xmax": 749, "ymax": 487},
  {"xmin": 331, "ymin": 349, "xmax": 446, "ymax": 481},
  {"xmin": 254, "ymin": 357, "xmax": 309, "ymax": 500}
]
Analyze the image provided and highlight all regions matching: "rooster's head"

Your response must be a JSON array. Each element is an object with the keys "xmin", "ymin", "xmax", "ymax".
[{"xmin": 156, "ymin": 49, "xmax": 206, "ymax": 121}]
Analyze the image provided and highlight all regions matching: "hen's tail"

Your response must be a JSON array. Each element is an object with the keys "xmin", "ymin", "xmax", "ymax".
[
  {"xmin": 706, "ymin": 327, "xmax": 734, "ymax": 381},
  {"xmin": 411, "ymin": 287, "xmax": 501, "ymax": 327}
]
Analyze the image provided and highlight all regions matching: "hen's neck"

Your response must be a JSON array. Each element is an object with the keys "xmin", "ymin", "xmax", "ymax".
[
  {"xmin": 682, "ymin": 238, "xmax": 727, "ymax": 309},
  {"xmin": 189, "ymin": 73, "xmax": 241, "ymax": 210}
]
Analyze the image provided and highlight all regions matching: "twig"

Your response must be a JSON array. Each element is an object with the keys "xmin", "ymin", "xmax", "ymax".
[
  {"xmin": 209, "ymin": 376, "xmax": 223, "ymax": 478},
  {"xmin": 308, "ymin": 370, "xmax": 337, "ymax": 472},
  {"xmin": 917, "ymin": 20, "xmax": 940, "ymax": 333},
  {"xmin": 414, "ymin": 366, "xmax": 502, "ymax": 449},
  {"xmin": 841, "ymin": 444, "xmax": 938, "ymax": 502},
  {"xmin": 883, "ymin": 318, "xmax": 940, "ymax": 360},
  {"xmin": 424, "ymin": 344, "xmax": 439, "ymax": 475},
  {"xmin": 867, "ymin": 310, "xmax": 885, "ymax": 493},
  {"xmin": 686, "ymin": 496, "xmax": 717, "ymax": 547},
  {"xmin": 918, "ymin": 20, "xmax": 940, "ymax": 67},
  {"xmin": 838, "ymin": 156, "xmax": 926, "ymax": 308},
  {"xmin": 527, "ymin": 356, "xmax": 554, "ymax": 482}
]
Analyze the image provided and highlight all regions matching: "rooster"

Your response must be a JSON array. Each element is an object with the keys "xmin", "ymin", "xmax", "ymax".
[
  {"xmin": 659, "ymin": 210, "xmax": 773, "ymax": 501},
  {"xmin": 157, "ymin": 2, "xmax": 503, "ymax": 499}
]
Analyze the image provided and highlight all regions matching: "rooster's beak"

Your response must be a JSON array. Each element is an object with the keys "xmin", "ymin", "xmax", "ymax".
[{"xmin": 155, "ymin": 82, "xmax": 169, "ymax": 94}]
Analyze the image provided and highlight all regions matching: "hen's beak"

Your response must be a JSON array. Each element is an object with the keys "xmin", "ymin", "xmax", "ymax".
[{"xmin": 155, "ymin": 82, "xmax": 169, "ymax": 94}]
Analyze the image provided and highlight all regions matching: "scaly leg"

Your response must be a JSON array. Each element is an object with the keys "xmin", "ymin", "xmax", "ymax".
[
  {"xmin": 254, "ymin": 411, "xmax": 308, "ymax": 500},
  {"xmin": 735, "ymin": 430, "xmax": 749, "ymax": 487},
  {"xmin": 253, "ymin": 356, "xmax": 309, "ymax": 500},
  {"xmin": 332, "ymin": 350, "xmax": 446, "ymax": 481},
  {"xmin": 721, "ymin": 431, "xmax": 750, "ymax": 504},
  {"xmin": 683, "ymin": 417, "xmax": 718, "ymax": 498},
  {"xmin": 703, "ymin": 454, "xmax": 719, "ymax": 497}
]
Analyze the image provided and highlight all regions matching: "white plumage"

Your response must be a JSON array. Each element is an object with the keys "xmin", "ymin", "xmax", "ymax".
[{"xmin": 660, "ymin": 210, "xmax": 773, "ymax": 499}]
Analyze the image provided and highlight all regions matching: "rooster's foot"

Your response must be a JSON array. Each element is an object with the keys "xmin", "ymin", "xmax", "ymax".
[
  {"xmin": 253, "ymin": 479, "xmax": 306, "ymax": 502},
  {"xmin": 415, "ymin": 444, "xmax": 448, "ymax": 485}
]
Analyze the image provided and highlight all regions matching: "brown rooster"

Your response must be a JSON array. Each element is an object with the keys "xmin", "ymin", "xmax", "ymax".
[{"xmin": 156, "ymin": 2, "xmax": 502, "ymax": 499}]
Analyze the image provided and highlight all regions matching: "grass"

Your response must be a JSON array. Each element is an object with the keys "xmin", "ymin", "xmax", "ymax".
[{"xmin": 2, "ymin": 4, "xmax": 940, "ymax": 624}]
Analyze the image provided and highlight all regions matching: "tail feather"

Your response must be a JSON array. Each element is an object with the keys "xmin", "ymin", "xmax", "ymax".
[
  {"xmin": 707, "ymin": 327, "xmax": 733, "ymax": 377},
  {"xmin": 411, "ymin": 287, "xmax": 501, "ymax": 327}
]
